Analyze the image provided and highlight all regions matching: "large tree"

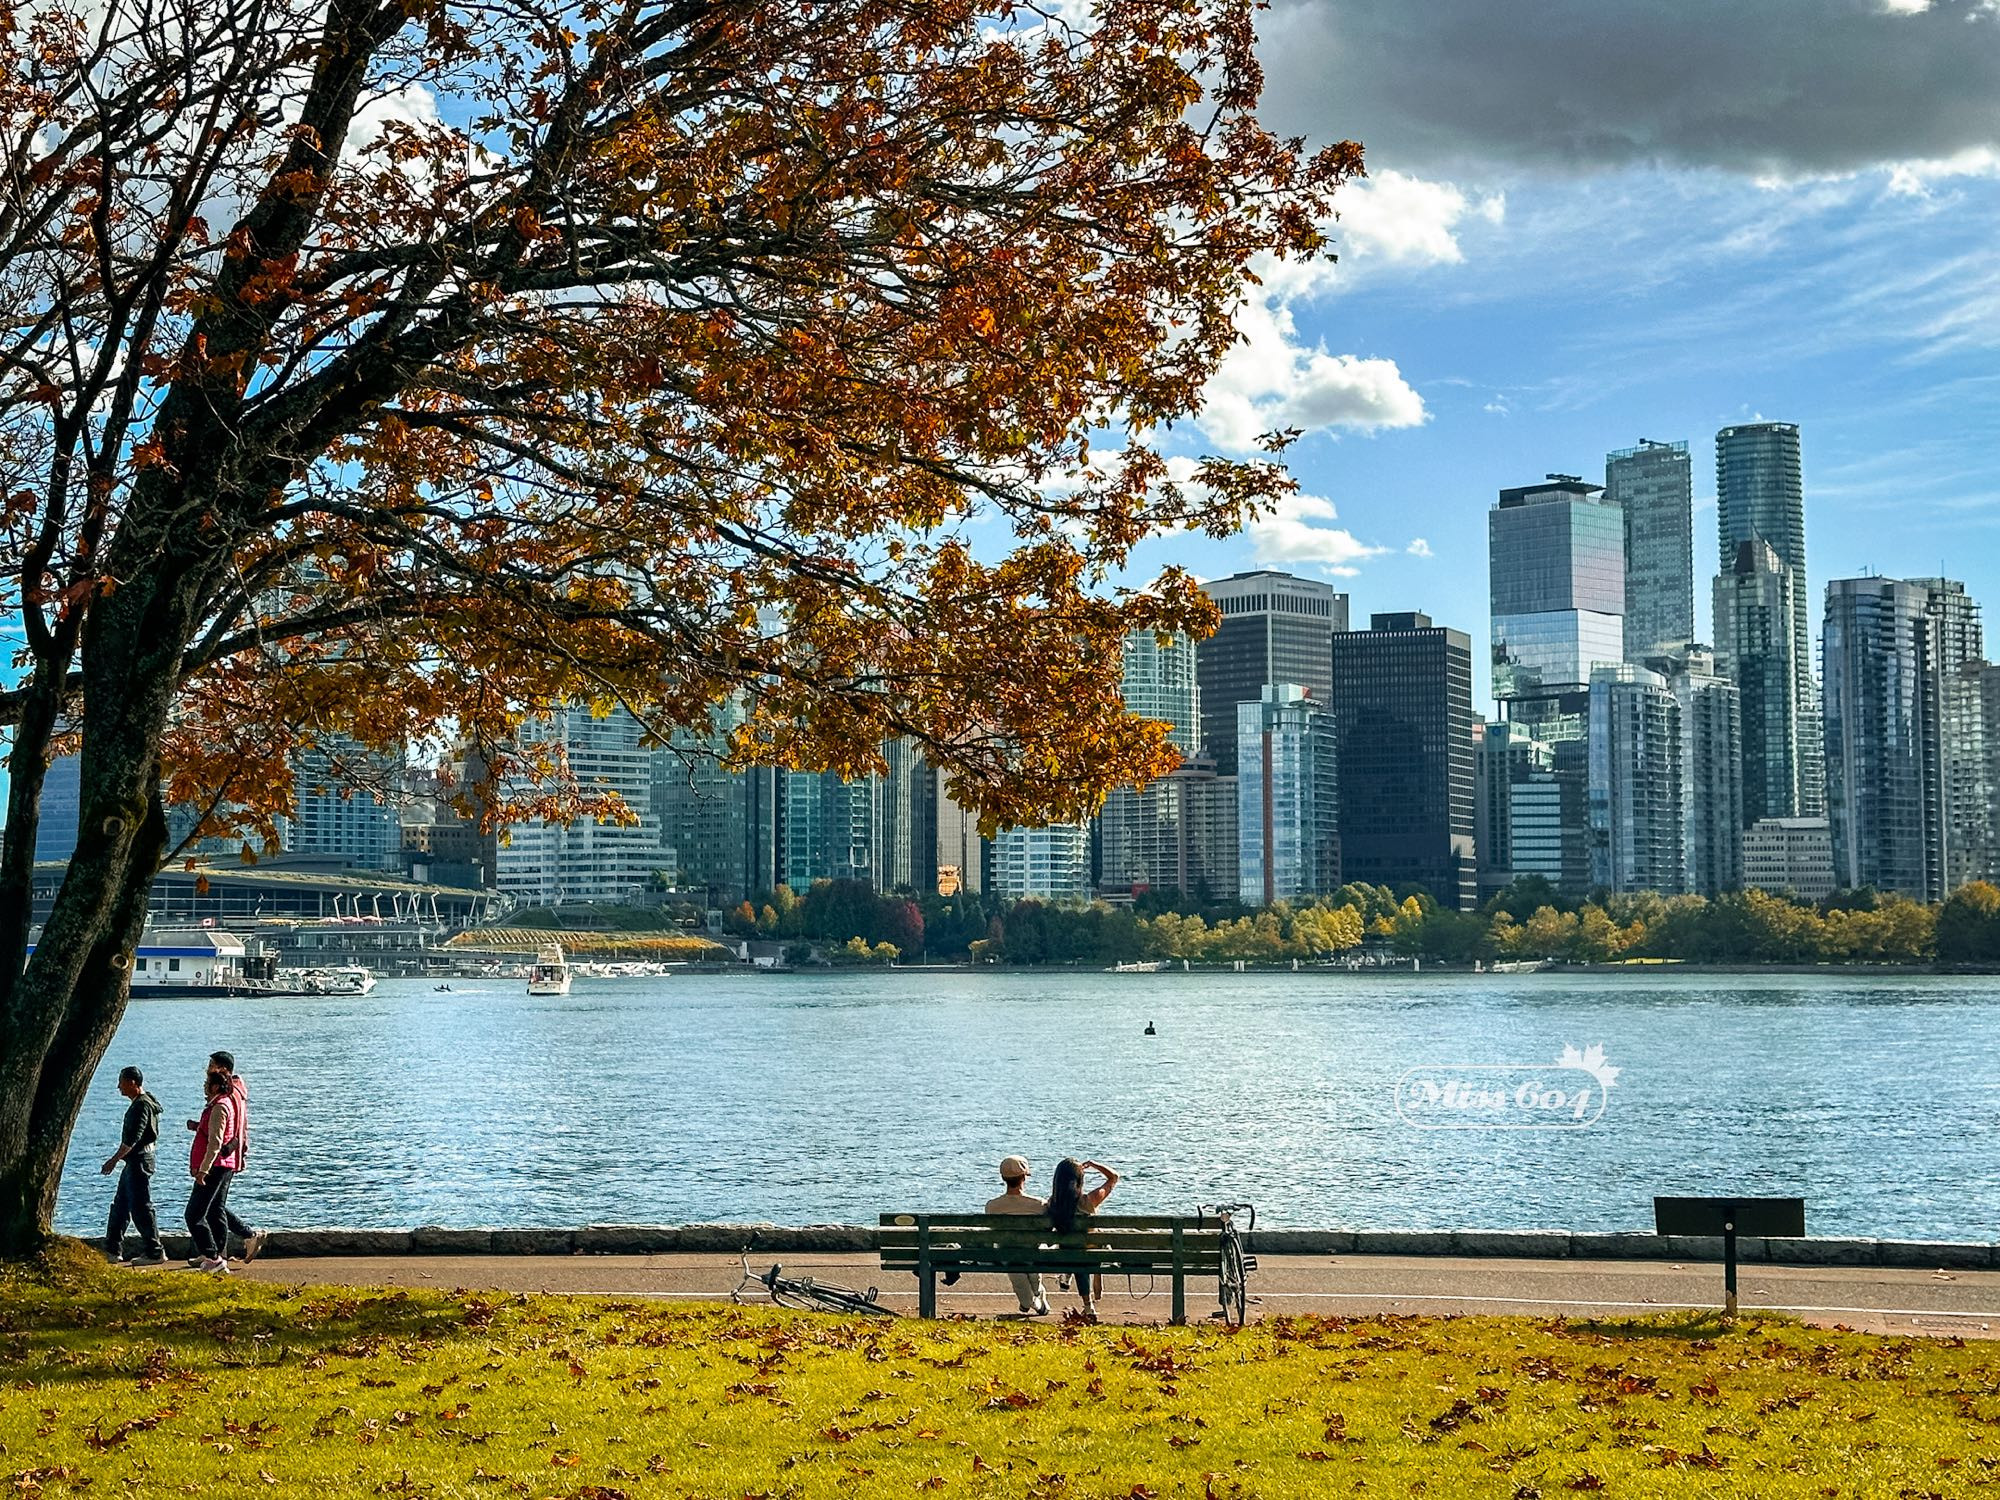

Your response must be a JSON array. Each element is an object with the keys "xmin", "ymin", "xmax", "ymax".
[{"xmin": 0, "ymin": 0, "xmax": 1352, "ymax": 1253}]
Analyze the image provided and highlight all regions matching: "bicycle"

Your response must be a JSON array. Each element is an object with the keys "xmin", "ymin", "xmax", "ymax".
[
  {"xmin": 1196, "ymin": 1202, "xmax": 1258, "ymax": 1327},
  {"xmin": 729, "ymin": 1252, "xmax": 898, "ymax": 1319}
]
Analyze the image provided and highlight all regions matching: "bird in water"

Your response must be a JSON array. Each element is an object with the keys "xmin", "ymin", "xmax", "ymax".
[{"xmin": 1144, "ymin": 1021, "xmax": 1157, "ymax": 1036}]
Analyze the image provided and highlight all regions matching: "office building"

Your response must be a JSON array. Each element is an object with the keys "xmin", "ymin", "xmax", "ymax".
[
  {"xmin": 1714, "ymin": 539, "xmax": 1809, "ymax": 825},
  {"xmin": 935, "ymin": 781, "xmax": 985, "ymax": 896},
  {"xmin": 1507, "ymin": 742, "xmax": 1593, "ymax": 897},
  {"xmin": 496, "ymin": 706, "xmax": 669, "ymax": 905},
  {"xmin": 1236, "ymin": 685, "xmax": 1340, "ymax": 904},
  {"xmin": 290, "ymin": 735, "xmax": 406, "ymax": 871},
  {"xmin": 1489, "ymin": 475, "xmax": 1625, "ymax": 723},
  {"xmin": 992, "ymin": 821, "xmax": 1091, "ymax": 902},
  {"xmin": 651, "ymin": 700, "xmax": 780, "ymax": 908},
  {"xmin": 1329, "ymin": 612, "xmax": 1476, "ymax": 909},
  {"xmin": 1098, "ymin": 629, "xmax": 1203, "ymax": 895},
  {"xmin": 872, "ymin": 737, "xmax": 937, "ymax": 893},
  {"xmin": 1587, "ymin": 665, "xmax": 1684, "ymax": 894},
  {"xmin": 1742, "ymin": 817, "xmax": 1836, "ymax": 899},
  {"xmin": 1945, "ymin": 662, "xmax": 2000, "ymax": 890},
  {"xmin": 1823, "ymin": 576, "xmax": 1984, "ymax": 900},
  {"xmin": 1608, "ymin": 439, "xmax": 1694, "ymax": 662},
  {"xmin": 1661, "ymin": 648, "xmax": 1744, "ymax": 897},
  {"xmin": 1716, "ymin": 421, "xmax": 1823, "ymax": 815},
  {"xmin": 1475, "ymin": 721, "xmax": 1544, "ymax": 898},
  {"xmin": 1196, "ymin": 571, "xmax": 1344, "ymax": 775},
  {"xmin": 781, "ymin": 769, "xmax": 875, "ymax": 890}
]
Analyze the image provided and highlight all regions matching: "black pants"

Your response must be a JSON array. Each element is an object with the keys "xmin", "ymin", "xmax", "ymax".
[
  {"xmin": 107, "ymin": 1163, "xmax": 163, "ymax": 1259},
  {"xmin": 185, "ymin": 1167, "xmax": 236, "ymax": 1258}
]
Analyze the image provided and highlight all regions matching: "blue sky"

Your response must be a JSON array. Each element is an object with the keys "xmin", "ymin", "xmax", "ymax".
[{"xmin": 1119, "ymin": 0, "xmax": 2000, "ymax": 708}]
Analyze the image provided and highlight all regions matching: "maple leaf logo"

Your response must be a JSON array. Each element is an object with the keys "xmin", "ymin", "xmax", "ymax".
[{"xmin": 1555, "ymin": 1043, "xmax": 1620, "ymax": 1093}]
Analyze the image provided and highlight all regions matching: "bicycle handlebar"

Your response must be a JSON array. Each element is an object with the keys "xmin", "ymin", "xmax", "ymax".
[{"xmin": 1196, "ymin": 1202, "xmax": 1257, "ymax": 1232}]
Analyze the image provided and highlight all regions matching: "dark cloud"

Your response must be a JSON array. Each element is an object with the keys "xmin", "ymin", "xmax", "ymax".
[{"xmin": 1259, "ymin": 0, "xmax": 2000, "ymax": 176}]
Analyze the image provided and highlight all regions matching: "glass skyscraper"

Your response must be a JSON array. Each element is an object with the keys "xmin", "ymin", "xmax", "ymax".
[
  {"xmin": 1098, "ymin": 628, "xmax": 1205, "ymax": 895},
  {"xmin": 1607, "ymin": 439, "xmax": 1694, "ymax": 663},
  {"xmin": 1717, "ymin": 421, "xmax": 1823, "ymax": 816},
  {"xmin": 1329, "ymin": 612, "xmax": 1476, "ymax": 910},
  {"xmin": 1197, "ymin": 570, "xmax": 1345, "ymax": 776},
  {"xmin": 1489, "ymin": 476, "xmax": 1625, "ymax": 719},
  {"xmin": 1823, "ymin": 575, "xmax": 1983, "ymax": 900},
  {"xmin": 1587, "ymin": 665, "xmax": 1684, "ymax": 895},
  {"xmin": 1714, "ymin": 538, "xmax": 1806, "ymax": 827},
  {"xmin": 1236, "ymin": 684, "xmax": 1339, "ymax": 904}
]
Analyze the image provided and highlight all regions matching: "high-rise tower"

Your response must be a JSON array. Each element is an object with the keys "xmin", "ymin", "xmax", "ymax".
[
  {"xmin": 1607, "ymin": 439, "xmax": 1694, "ymax": 663},
  {"xmin": 1717, "ymin": 422, "xmax": 1822, "ymax": 815},
  {"xmin": 1196, "ymin": 571, "xmax": 1344, "ymax": 776},
  {"xmin": 1823, "ymin": 576, "xmax": 1984, "ymax": 900},
  {"xmin": 1489, "ymin": 475, "xmax": 1625, "ymax": 725},
  {"xmin": 1330, "ymin": 612, "xmax": 1476, "ymax": 909}
]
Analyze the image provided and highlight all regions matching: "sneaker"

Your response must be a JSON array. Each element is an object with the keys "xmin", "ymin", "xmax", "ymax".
[
  {"xmin": 1031, "ymin": 1297, "xmax": 1051, "ymax": 1316},
  {"xmin": 186, "ymin": 1256, "xmax": 204, "ymax": 1269},
  {"xmin": 240, "ymin": 1231, "xmax": 265, "ymax": 1263},
  {"xmin": 200, "ymin": 1257, "xmax": 230, "ymax": 1275},
  {"xmin": 126, "ymin": 1252, "xmax": 168, "ymax": 1268},
  {"xmin": 1056, "ymin": 1274, "xmax": 1072, "ymax": 1292}
]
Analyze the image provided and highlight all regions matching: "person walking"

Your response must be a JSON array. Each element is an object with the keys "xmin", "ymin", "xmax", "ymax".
[
  {"xmin": 185, "ymin": 1072, "xmax": 242, "ymax": 1274},
  {"xmin": 101, "ymin": 1066, "xmax": 166, "ymax": 1266},
  {"xmin": 186, "ymin": 1052, "xmax": 262, "ymax": 1264},
  {"xmin": 985, "ymin": 1154, "xmax": 1050, "ymax": 1316},
  {"xmin": 1046, "ymin": 1157, "xmax": 1119, "ymax": 1316}
]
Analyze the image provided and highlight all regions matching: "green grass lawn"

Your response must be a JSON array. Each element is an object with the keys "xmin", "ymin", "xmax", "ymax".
[{"xmin": 4, "ymin": 1244, "xmax": 1997, "ymax": 1498}]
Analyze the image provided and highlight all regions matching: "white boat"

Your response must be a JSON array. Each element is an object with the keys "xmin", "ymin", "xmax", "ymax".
[
  {"xmin": 527, "ymin": 942, "xmax": 572, "ymax": 996},
  {"xmin": 280, "ymin": 964, "xmax": 378, "ymax": 996}
]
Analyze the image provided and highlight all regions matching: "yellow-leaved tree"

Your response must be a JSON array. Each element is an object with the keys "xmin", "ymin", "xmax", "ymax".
[{"xmin": 0, "ymin": 0, "xmax": 1357, "ymax": 1253}]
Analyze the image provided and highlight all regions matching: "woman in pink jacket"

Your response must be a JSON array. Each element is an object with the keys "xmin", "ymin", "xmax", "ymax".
[{"xmin": 185, "ymin": 1073, "xmax": 242, "ymax": 1273}]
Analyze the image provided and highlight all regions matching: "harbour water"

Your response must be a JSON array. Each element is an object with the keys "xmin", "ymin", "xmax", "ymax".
[{"xmin": 52, "ymin": 969, "xmax": 2000, "ymax": 1242}]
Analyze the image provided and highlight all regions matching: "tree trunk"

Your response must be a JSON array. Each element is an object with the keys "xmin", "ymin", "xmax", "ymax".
[
  {"xmin": 0, "ymin": 547, "xmax": 207, "ymax": 1259},
  {"xmin": 0, "ymin": 792, "xmax": 163, "ymax": 1255}
]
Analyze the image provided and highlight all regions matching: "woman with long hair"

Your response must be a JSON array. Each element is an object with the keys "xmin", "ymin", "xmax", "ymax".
[{"xmin": 1045, "ymin": 1157, "xmax": 1119, "ymax": 1314}]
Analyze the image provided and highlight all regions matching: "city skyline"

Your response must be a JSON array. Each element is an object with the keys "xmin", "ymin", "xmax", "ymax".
[{"xmin": 1084, "ymin": 2, "xmax": 2000, "ymax": 710}]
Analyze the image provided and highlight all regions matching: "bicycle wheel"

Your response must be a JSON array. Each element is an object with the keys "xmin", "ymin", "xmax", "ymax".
[
  {"xmin": 1219, "ymin": 1237, "xmax": 1247, "ymax": 1327},
  {"xmin": 802, "ymin": 1284, "xmax": 898, "ymax": 1319}
]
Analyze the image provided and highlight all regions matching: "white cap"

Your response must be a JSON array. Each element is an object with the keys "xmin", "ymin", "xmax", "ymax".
[{"xmin": 999, "ymin": 1155, "xmax": 1030, "ymax": 1179}]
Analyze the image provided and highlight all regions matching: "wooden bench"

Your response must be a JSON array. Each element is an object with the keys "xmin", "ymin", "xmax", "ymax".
[{"xmin": 879, "ymin": 1213, "xmax": 1224, "ymax": 1323}]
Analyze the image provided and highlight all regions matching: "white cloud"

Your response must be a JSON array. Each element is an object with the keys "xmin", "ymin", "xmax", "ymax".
[
  {"xmin": 1246, "ymin": 492, "xmax": 1389, "ymax": 576},
  {"xmin": 1407, "ymin": 537, "xmax": 1433, "ymax": 557},
  {"xmin": 1885, "ymin": 146, "xmax": 2000, "ymax": 196},
  {"xmin": 1200, "ymin": 275, "xmax": 1427, "ymax": 450},
  {"xmin": 1879, "ymin": 0, "xmax": 1932, "ymax": 13},
  {"xmin": 1333, "ymin": 170, "xmax": 1506, "ymax": 266}
]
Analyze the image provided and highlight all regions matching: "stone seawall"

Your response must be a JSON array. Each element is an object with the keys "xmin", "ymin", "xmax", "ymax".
[{"xmin": 118, "ymin": 1223, "xmax": 2000, "ymax": 1271}]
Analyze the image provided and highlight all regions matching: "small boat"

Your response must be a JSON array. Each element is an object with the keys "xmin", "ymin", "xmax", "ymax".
[
  {"xmin": 278, "ymin": 964, "xmax": 378, "ymax": 996},
  {"xmin": 527, "ymin": 942, "xmax": 572, "ymax": 996}
]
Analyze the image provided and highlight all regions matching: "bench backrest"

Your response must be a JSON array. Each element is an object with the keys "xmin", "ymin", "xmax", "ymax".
[{"xmin": 879, "ymin": 1213, "xmax": 1224, "ymax": 1273}]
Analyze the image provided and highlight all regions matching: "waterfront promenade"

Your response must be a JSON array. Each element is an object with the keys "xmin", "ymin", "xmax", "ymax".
[{"xmin": 236, "ymin": 1249, "xmax": 2000, "ymax": 1339}]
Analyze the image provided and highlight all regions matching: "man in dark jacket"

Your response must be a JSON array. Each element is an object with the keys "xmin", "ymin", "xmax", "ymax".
[{"xmin": 101, "ymin": 1065, "xmax": 165, "ymax": 1265}]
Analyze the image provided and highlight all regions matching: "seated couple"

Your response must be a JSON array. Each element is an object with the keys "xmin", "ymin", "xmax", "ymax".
[{"xmin": 985, "ymin": 1153, "xmax": 1118, "ymax": 1316}]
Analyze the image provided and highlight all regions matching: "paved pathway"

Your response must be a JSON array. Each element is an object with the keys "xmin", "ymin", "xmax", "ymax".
[{"xmin": 235, "ymin": 1252, "xmax": 2000, "ymax": 1339}]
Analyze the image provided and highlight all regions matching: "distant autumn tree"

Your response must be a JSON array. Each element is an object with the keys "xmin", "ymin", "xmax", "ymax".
[{"xmin": 0, "ymin": 0, "xmax": 1354, "ymax": 1252}]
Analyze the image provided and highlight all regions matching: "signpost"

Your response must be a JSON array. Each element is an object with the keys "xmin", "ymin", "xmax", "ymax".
[{"xmin": 1654, "ymin": 1196, "xmax": 1806, "ymax": 1316}]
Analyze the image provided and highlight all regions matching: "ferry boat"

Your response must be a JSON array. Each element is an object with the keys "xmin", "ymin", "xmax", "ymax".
[{"xmin": 527, "ymin": 941, "xmax": 572, "ymax": 996}]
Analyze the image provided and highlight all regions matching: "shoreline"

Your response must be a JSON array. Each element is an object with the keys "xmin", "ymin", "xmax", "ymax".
[{"xmin": 111, "ymin": 1221, "xmax": 2000, "ymax": 1270}]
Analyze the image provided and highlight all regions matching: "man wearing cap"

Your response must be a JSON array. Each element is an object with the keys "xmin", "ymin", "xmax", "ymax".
[{"xmin": 986, "ymin": 1155, "xmax": 1050, "ymax": 1316}]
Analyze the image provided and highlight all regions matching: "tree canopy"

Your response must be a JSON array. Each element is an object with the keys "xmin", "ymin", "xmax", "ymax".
[{"xmin": 0, "ymin": 0, "xmax": 1355, "ymax": 1252}]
